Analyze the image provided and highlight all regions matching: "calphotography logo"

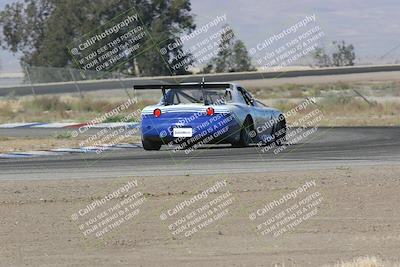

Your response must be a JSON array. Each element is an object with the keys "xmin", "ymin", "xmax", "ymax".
[
  {"xmin": 70, "ymin": 179, "xmax": 146, "ymax": 239},
  {"xmin": 250, "ymin": 14, "xmax": 326, "ymax": 71},
  {"xmin": 76, "ymin": 14, "xmax": 139, "ymax": 52},
  {"xmin": 68, "ymin": 9, "xmax": 149, "ymax": 72},
  {"xmin": 159, "ymin": 180, "xmax": 234, "ymax": 238},
  {"xmin": 249, "ymin": 180, "xmax": 323, "ymax": 238}
]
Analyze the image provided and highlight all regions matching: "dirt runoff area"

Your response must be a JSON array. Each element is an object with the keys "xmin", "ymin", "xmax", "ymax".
[
  {"xmin": 1, "ymin": 165, "xmax": 400, "ymax": 266},
  {"xmin": 0, "ymin": 134, "xmax": 142, "ymax": 153}
]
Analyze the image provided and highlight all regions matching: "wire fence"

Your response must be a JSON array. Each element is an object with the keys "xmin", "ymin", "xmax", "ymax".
[{"xmin": 22, "ymin": 65, "xmax": 130, "ymax": 84}]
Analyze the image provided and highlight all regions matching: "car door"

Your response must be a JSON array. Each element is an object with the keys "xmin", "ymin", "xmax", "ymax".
[
  {"xmin": 254, "ymin": 100, "xmax": 275, "ymax": 136},
  {"xmin": 237, "ymin": 87, "xmax": 266, "ymax": 132}
]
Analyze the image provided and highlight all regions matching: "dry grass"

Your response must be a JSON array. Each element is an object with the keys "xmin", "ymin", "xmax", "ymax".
[
  {"xmin": 0, "ymin": 81, "xmax": 399, "ymax": 126},
  {"xmin": 327, "ymin": 256, "xmax": 400, "ymax": 267},
  {"xmin": 252, "ymin": 80, "xmax": 400, "ymax": 126},
  {"xmin": 0, "ymin": 94, "xmax": 155, "ymax": 123},
  {"xmin": 248, "ymin": 81, "xmax": 400, "ymax": 99}
]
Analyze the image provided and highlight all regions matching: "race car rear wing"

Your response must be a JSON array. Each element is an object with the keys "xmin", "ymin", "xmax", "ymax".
[
  {"xmin": 133, "ymin": 83, "xmax": 232, "ymax": 90},
  {"xmin": 133, "ymin": 83, "xmax": 233, "ymax": 105}
]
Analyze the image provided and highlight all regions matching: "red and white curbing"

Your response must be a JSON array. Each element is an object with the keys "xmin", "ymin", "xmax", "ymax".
[{"xmin": 0, "ymin": 122, "xmax": 142, "ymax": 158}]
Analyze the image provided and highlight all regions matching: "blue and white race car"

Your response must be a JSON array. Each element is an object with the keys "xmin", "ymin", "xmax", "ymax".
[{"xmin": 137, "ymin": 83, "xmax": 286, "ymax": 151}]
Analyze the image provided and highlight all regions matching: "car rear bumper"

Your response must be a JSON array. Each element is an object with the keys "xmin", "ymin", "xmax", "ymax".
[{"xmin": 141, "ymin": 112, "xmax": 241, "ymax": 145}]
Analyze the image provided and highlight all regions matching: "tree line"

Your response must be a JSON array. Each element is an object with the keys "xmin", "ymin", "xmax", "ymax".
[
  {"xmin": 0, "ymin": 0, "xmax": 356, "ymax": 78},
  {"xmin": 0, "ymin": 0, "xmax": 255, "ymax": 77}
]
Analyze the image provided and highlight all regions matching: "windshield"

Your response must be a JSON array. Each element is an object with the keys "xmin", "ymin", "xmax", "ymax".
[{"xmin": 161, "ymin": 88, "xmax": 232, "ymax": 105}]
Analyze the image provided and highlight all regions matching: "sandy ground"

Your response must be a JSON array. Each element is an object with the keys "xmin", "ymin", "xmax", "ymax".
[
  {"xmin": 0, "ymin": 133, "xmax": 141, "ymax": 153},
  {"xmin": 0, "ymin": 136, "xmax": 82, "ymax": 153},
  {"xmin": 1, "ymin": 164, "xmax": 400, "ymax": 266}
]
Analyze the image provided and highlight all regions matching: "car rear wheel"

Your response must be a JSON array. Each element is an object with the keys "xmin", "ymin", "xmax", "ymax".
[
  {"xmin": 142, "ymin": 138, "xmax": 162, "ymax": 151},
  {"xmin": 232, "ymin": 119, "xmax": 254, "ymax": 148},
  {"xmin": 274, "ymin": 116, "xmax": 286, "ymax": 146}
]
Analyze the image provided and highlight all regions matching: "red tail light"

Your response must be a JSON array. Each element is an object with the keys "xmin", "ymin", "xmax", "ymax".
[
  {"xmin": 153, "ymin": 108, "xmax": 162, "ymax": 118},
  {"xmin": 206, "ymin": 107, "xmax": 215, "ymax": 116}
]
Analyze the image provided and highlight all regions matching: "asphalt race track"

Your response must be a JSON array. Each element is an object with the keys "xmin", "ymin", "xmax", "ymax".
[{"xmin": 0, "ymin": 127, "xmax": 398, "ymax": 180}]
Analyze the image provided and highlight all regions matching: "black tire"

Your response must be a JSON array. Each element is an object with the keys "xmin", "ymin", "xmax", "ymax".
[
  {"xmin": 142, "ymin": 138, "xmax": 162, "ymax": 151},
  {"xmin": 232, "ymin": 118, "xmax": 255, "ymax": 148},
  {"xmin": 274, "ymin": 116, "xmax": 286, "ymax": 146}
]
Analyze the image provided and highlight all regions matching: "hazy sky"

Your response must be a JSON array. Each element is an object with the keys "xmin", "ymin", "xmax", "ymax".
[
  {"xmin": 1, "ymin": 0, "xmax": 399, "ymax": 72},
  {"xmin": 191, "ymin": 0, "xmax": 400, "ymax": 61}
]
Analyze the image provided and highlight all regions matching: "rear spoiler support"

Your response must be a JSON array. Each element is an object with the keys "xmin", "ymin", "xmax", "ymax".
[
  {"xmin": 201, "ymin": 78, "xmax": 207, "ymax": 105},
  {"xmin": 161, "ymin": 86, "xmax": 166, "ymax": 104}
]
